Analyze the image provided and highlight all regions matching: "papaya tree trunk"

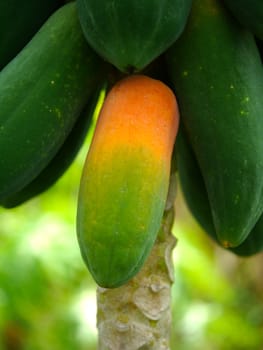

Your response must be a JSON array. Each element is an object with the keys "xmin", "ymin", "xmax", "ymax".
[{"xmin": 96, "ymin": 172, "xmax": 177, "ymax": 350}]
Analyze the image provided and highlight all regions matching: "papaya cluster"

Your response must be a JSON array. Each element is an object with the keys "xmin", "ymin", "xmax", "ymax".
[
  {"xmin": 1, "ymin": 0, "xmax": 263, "ymax": 287},
  {"xmin": 0, "ymin": 1, "xmax": 107, "ymax": 207}
]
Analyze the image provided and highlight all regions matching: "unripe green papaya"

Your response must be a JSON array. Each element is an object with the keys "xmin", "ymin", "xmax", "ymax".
[
  {"xmin": 76, "ymin": 0, "xmax": 192, "ymax": 73},
  {"xmin": 77, "ymin": 75, "xmax": 179, "ymax": 288},
  {"xmin": 0, "ymin": 86, "xmax": 103, "ymax": 208},
  {"xmin": 176, "ymin": 126, "xmax": 263, "ymax": 257},
  {"xmin": 0, "ymin": 2, "xmax": 105, "ymax": 201},
  {"xmin": 223, "ymin": 0, "xmax": 263, "ymax": 39},
  {"xmin": 0, "ymin": 0, "xmax": 63, "ymax": 70},
  {"xmin": 256, "ymin": 38, "xmax": 263, "ymax": 62},
  {"xmin": 167, "ymin": 0, "xmax": 263, "ymax": 247}
]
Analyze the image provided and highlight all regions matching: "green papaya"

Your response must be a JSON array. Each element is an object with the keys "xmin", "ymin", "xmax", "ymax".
[
  {"xmin": 176, "ymin": 127, "xmax": 215, "ymax": 239},
  {"xmin": 77, "ymin": 75, "xmax": 179, "ymax": 288},
  {"xmin": 176, "ymin": 127, "xmax": 263, "ymax": 257},
  {"xmin": 0, "ymin": 0, "xmax": 63, "ymax": 70},
  {"xmin": 166, "ymin": 0, "xmax": 263, "ymax": 247},
  {"xmin": 223, "ymin": 0, "xmax": 263, "ymax": 39},
  {"xmin": 0, "ymin": 86, "xmax": 104, "ymax": 209},
  {"xmin": 256, "ymin": 38, "xmax": 263, "ymax": 62},
  {"xmin": 76, "ymin": 0, "xmax": 192, "ymax": 73},
  {"xmin": 0, "ymin": 2, "xmax": 106, "ymax": 201}
]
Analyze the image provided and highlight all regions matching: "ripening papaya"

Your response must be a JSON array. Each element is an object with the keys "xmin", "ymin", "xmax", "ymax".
[{"xmin": 77, "ymin": 75, "xmax": 179, "ymax": 288}]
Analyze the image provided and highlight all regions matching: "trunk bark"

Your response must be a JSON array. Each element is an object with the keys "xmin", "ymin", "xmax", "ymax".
[{"xmin": 96, "ymin": 173, "xmax": 177, "ymax": 350}]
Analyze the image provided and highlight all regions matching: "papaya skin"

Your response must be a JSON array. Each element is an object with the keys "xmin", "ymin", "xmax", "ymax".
[
  {"xmin": 166, "ymin": 0, "xmax": 263, "ymax": 247},
  {"xmin": 77, "ymin": 75, "xmax": 179, "ymax": 288},
  {"xmin": 76, "ymin": 0, "xmax": 192, "ymax": 72},
  {"xmin": 176, "ymin": 126, "xmax": 263, "ymax": 257}
]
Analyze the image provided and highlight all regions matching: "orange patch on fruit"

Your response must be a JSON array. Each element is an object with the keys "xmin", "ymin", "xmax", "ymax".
[{"xmin": 90, "ymin": 75, "xmax": 179, "ymax": 162}]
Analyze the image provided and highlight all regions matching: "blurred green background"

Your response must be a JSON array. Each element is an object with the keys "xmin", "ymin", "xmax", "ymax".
[{"xmin": 0, "ymin": 107, "xmax": 263, "ymax": 349}]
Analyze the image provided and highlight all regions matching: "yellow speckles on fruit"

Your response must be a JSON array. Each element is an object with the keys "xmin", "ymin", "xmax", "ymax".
[
  {"xmin": 139, "ymin": 224, "xmax": 146, "ymax": 232},
  {"xmin": 240, "ymin": 96, "xmax": 250, "ymax": 105},
  {"xmin": 54, "ymin": 107, "xmax": 62, "ymax": 119},
  {"xmin": 225, "ymin": 84, "xmax": 235, "ymax": 99},
  {"xmin": 43, "ymin": 104, "xmax": 53, "ymax": 113},
  {"xmin": 234, "ymin": 194, "xmax": 240, "ymax": 205},
  {"xmin": 182, "ymin": 70, "xmax": 188, "ymax": 77},
  {"xmin": 50, "ymin": 80, "xmax": 55, "ymax": 85},
  {"xmin": 239, "ymin": 96, "xmax": 250, "ymax": 116},
  {"xmin": 42, "ymin": 103, "xmax": 62, "ymax": 119}
]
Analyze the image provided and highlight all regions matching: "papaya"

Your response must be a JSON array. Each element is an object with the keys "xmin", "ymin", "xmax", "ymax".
[
  {"xmin": 176, "ymin": 127, "xmax": 263, "ymax": 257},
  {"xmin": 223, "ymin": 0, "xmax": 263, "ymax": 39},
  {"xmin": 176, "ymin": 127, "xmax": 215, "ymax": 239},
  {"xmin": 77, "ymin": 75, "xmax": 179, "ymax": 288},
  {"xmin": 0, "ymin": 85, "xmax": 104, "ymax": 209},
  {"xmin": 256, "ymin": 38, "xmax": 263, "ymax": 62},
  {"xmin": 232, "ymin": 221, "xmax": 263, "ymax": 257},
  {"xmin": 76, "ymin": 0, "xmax": 192, "ymax": 73},
  {"xmin": 0, "ymin": 0, "xmax": 63, "ymax": 70},
  {"xmin": 166, "ymin": 0, "xmax": 263, "ymax": 247},
  {"xmin": 0, "ymin": 2, "xmax": 106, "ymax": 201}
]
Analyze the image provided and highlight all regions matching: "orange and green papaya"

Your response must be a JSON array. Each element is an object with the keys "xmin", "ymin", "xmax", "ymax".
[{"xmin": 77, "ymin": 75, "xmax": 179, "ymax": 288}]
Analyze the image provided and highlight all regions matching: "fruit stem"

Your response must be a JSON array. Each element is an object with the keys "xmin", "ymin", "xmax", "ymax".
[{"xmin": 96, "ymin": 172, "xmax": 177, "ymax": 350}]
